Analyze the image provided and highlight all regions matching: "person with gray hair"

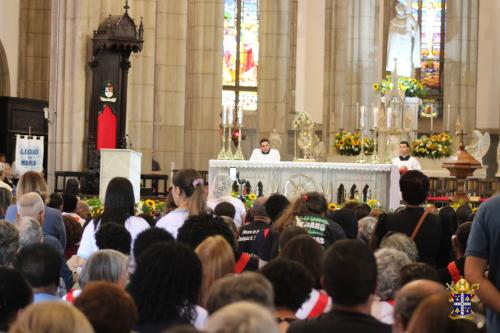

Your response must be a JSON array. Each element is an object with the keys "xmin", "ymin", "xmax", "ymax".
[
  {"xmin": 371, "ymin": 248, "xmax": 411, "ymax": 324},
  {"xmin": 14, "ymin": 216, "xmax": 43, "ymax": 249},
  {"xmin": 205, "ymin": 272, "xmax": 274, "ymax": 315},
  {"xmin": 0, "ymin": 221, "xmax": 19, "ymax": 267},
  {"xmin": 380, "ymin": 232, "xmax": 418, "ymax": 262},
  {"xmin": 204, "ymin": 301, "xmax": 279, "ymax": 333},
  {"xmin": 207, "ymin": 174, "xmax": 246, "ymax": 227},
  {"xmin": 238, "ymin": 196, "xmax": 270, "ymax": 253},
  {"xmin": 357, "ymin": 216, "xmax": 377, "ymax": 244},
  {"xmin": 16, "ymin": 192, "xmax": 45, "ymax": 223},
  {"xmin": 63, "ymin": 249, "xmax": 129, "ymax": 301},
  {"xmin": 16, "ymin": 192, "xmax": 73, "ymax": 289},
  {"xmin": 392, "ymin": 279, "xmax": 446, "ymax": 333}
]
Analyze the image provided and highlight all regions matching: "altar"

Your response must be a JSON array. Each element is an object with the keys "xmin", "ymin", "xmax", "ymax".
[{"xmin": 208, "ymin": 160, "xmax": 401, "ymax": 210}]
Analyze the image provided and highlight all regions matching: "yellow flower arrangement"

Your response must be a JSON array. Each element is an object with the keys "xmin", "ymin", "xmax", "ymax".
[
  {"xmin": 335, "ymin": 131, "xmax": 374, "ymax": 156},
  {"xmin": 411, "ymin": 132, "xmax": 452, "ymax": 159},
  {"xmin": 248, "ymin": 193, "xmax": 257, "ymax": 201},
  {"xmin": 373, "ymin": 75, "xmax": 427, "ymax": 98},
  {"xmin": 367, "ymin": 199, "xmax": 380, "ymax": 209},
  {"xmin": 328, "ymin": 203, "xmax": 337, "ymax": 211}
]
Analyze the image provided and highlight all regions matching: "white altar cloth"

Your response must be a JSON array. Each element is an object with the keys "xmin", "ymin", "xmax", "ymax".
[{"xmin": 208, "ymin": 160, "xmax": 401, "ymax": 210}]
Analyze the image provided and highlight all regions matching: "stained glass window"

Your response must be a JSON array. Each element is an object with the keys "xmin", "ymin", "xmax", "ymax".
[
  {"xmin": 223, "ymin": 0, "xmax": 259, "ymax": 112},
  {"xmin": 403, "ymin": 0, "xmax": 447, "ymax": 117}
]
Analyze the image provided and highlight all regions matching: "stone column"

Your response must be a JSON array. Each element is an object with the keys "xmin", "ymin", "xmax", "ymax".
[
  {"xmin": 18, "ymin": 0, "xmax": 51, "ymax": 100},
  {"xmin": 443, "ymin": 0, "xmax": 478, "ymax": 137},
  {"xmin": 184, "ymin": 0, "xmax": 224, "ymax": 170},
  {"xmin": 258, "ymin": 0, "xmax": 291, "ymax": 158},
  {"xmin": 324, "ymin": 0, "xmax": 380, "ymax": 156},
  {"xmin": 125, "ymin": 0, "xmax": 157, "ymax": 173},
  {"xmin": 48, "ymin": 0, "xmax": 93, "ymax": 189},
  {"xmin": 152, "ymin": 0, "xmax": 188, "ymax": 174}
]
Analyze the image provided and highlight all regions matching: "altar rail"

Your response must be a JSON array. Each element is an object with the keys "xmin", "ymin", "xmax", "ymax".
[{"xmin": 54, "ymin": 171, "xmax": 169, "ymax": 196}]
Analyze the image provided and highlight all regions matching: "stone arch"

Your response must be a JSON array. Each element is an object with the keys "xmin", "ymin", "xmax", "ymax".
[
  {"xmin": 0, "ymin": 40, "xmax": 10, "ymax": 96},
  {"xmin": 0, "ymin": 39, "xmax": 10, "ymax": 96}
]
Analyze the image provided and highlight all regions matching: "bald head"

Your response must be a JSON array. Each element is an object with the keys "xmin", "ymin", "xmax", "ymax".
[
  {"xmin": 76, "ymin": 200, "xmax": 91, "ymax": 220},
  {"xmin": 251, "ymin": 197, "xmax": 268, "ymax": 219},
  {"xmin": 393, "ymin": 279, "xmax": 446, "ymax": 332},
  {"xmin": 16, "ymin": 192, "xmax": 45, "ymax": 223}
]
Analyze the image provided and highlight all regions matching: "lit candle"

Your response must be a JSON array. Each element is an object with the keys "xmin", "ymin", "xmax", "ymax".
[
  {"xmin": 430, "ymin": 114, "xmax": 434, "ymax": 132},
  {"xmin": 387, "ymin": 107, "xmax": 392, "ymax": 128},
  {"xmin": 221, "ymin": 103, "xmax": 227, "ymax": 126},
  {"xmin": 227, "ymin": 103, "xmax": 234, "ymax": 125},
  {"xmin": 340, "ymin": 101, "xmax": 344, "ymax": 129},
  {"xmin": 373, "ymin": 107, "xmax": 379, "ymax": 128},
  {"xmin": 237, "ymin": 103, "xmax": 243, "ymax": 125},
  {"xmin": 446, "ymin": 104, "xmax": 450, "ymax": 132},
  {"xmin": 360, "ymin": 106, "xmax": 365, "ymax": 128}
]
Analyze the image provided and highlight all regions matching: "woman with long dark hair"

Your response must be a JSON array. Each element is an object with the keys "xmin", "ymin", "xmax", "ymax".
[
  {"xmin": 156, "ymin": 169, "xmax": 206, "ymax": 238},
  {"xmin": 76, "ymin": 177, "xmax": 149, "ymax": 264},
  {"xmin": 128, "ymin": 242, "xmax": 203, "ymax": 332}
]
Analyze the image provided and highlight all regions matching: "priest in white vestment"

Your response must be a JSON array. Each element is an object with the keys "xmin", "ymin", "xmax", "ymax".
[
  {"xmin": 250, "ymin": 138, "xmax": 280, "ymax": 162},
  {"xmin": 392, "ymin": 141, "xmax": 421, "ymax": 174},
  {"xmin": 386, "ymin": 2, "xmax": 421, "ymax": 77}
]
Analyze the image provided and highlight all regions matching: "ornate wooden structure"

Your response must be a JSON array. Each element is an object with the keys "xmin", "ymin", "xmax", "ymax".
[
  {"xmin": 86, "ymin": 3, "xmax": 143, "ymax": 171},
  {"xmin": 0, "ymin": 97, "xmax": 48, "ymax": 170}
]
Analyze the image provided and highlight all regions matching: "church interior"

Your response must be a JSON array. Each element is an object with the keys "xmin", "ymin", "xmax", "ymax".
[
  {"xmin": 0, "ymin": 0, "xmax": 499, "ymax": 199},
  {"xmin": 2, "ymin": 1, "xmax": 500, "ymax": 332}
]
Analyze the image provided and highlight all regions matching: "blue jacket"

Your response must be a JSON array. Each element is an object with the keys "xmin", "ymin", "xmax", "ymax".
[{"xmin": 6, "ymin": 204, "xmax": 67, "ymax": 249}]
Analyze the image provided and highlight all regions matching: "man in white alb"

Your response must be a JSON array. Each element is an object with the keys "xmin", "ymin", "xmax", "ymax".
[
  {"xmin": 249, "ymin": 138, "xmax": 280, "ymax": 162},
  {"xmin": 392, "ymin": 141, "xmax": 421, "ymax": 174}
]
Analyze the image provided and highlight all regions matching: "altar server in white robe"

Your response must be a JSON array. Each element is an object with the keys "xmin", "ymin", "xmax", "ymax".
[
  {"xmin": 250, "ymin": 138, "xmax": 280, "ymax": 162},
  {"xmin": 392, "ymin": 141, "xmax": 421, "ymax": 174}
]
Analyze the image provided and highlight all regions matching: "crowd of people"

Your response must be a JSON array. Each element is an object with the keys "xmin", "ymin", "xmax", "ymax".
[{"xmin": 0, "ymin": 166, "xmax": 497, "ymax": 333}]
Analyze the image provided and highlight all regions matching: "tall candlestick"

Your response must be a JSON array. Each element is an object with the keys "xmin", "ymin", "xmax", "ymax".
[
  {"xmin": 387, "ymin": 107, "xmax": 392, "ymax": 128},
  {"xmin": 430, "ymin": 114, "xmax": 434, "ymax": 133},
  {"xmin": 227, "ymin": 103, "xmax": 234, "ymax": 125},
  {"xmin": 237, "ymin": 103, "xmax": 243, "ymax": 125},
  {"xmin": 373, "ymin": 107, "xmax": 379, "ymax": 128},
  {"xmin": 221, "ymin": 104, "xmax": 227, "ymax": 126},
  {"xmin": 340, "ymin": 101, "xmax": 344, "ymax": 129},
  {"xmin": 446, "ymin": 104, "xmax": 450, "ymax": 132},
  {"xmin": 360, "ymin": 106, "xmax": 365, "ymax": 128},
  {"xmin": 356, "ymin": 102, "xmax": 359, "ymax": 128}
]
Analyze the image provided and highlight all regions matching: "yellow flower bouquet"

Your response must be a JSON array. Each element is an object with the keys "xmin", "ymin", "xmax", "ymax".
[
  {"xmin": 335, "ymin": 131, "xmax": 374, "ymax": 156},
  {"xmin": 373, "ymin": 75, "xmax": 427, "ymax": 98},
  {"xmin": 411, "ymin": 132, "xmax": 452, "ymax": 159}
]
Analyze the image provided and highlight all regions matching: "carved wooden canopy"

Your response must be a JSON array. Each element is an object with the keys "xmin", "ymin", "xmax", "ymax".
[{"xmin": 85, "ymin": 3, "xmax": 144, "ymax": 175}]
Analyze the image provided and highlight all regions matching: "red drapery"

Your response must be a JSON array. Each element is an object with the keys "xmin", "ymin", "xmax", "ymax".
[{"xmin": 96, "ymin": 105, "xmax": 117, "ymax": 150}]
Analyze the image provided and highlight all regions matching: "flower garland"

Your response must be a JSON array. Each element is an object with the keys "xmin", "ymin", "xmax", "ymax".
[
  {"xmin": 373, "ymin": 75, "xmax": 427, "ymax": 99},
  {"xmin": 411, "ymin": 132, "xmax": 452, "ymax": 159},
  {"xmin": 84, "ymin": 198, "xmax": 166, "ymax": 218},
  {"xmin": 334, "ymin": 131, "xmax": 374, "ymax": 156}
]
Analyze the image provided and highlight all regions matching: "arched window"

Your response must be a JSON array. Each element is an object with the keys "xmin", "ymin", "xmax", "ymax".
[
  {"xmin": 222, "ymin": 0, "xmax": 259, "ymax": 114},
  {"xmin": 404, "ymin": 0, "xmax": 447, "ymax": 118}
]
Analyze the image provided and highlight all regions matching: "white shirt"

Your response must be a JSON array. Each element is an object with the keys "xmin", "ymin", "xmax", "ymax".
[
  {"xmin": 249, "ymin": 148, "xmax": 280, "ymax": 162},
  {"xmin": 207, "ymin": 196, "xmax": 246, "ymax": 228},
  {"xmin": 392, "ymin": 155, "xmax": 421, "ymax": 171},
  {"xmin": 156, "ymin": 209, "xmax": 190, "ymax": 239},
  {"xmin": 371, "ymin": 299, "xmax": 394, "ymax": 325},
  {"xmin": 77, "ymin": 216, "xmax": 150, "ymax": 260}
]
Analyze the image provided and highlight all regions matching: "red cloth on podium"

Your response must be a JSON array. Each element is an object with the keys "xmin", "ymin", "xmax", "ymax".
[{"xmin": 97, "ymin": 105, "xmax": 117, "ymax": 150}]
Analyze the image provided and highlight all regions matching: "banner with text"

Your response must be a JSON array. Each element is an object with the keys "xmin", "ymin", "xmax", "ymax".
[{"xmin": 15, "ymin": 135, "xmax": 44, "ymax": 175}]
